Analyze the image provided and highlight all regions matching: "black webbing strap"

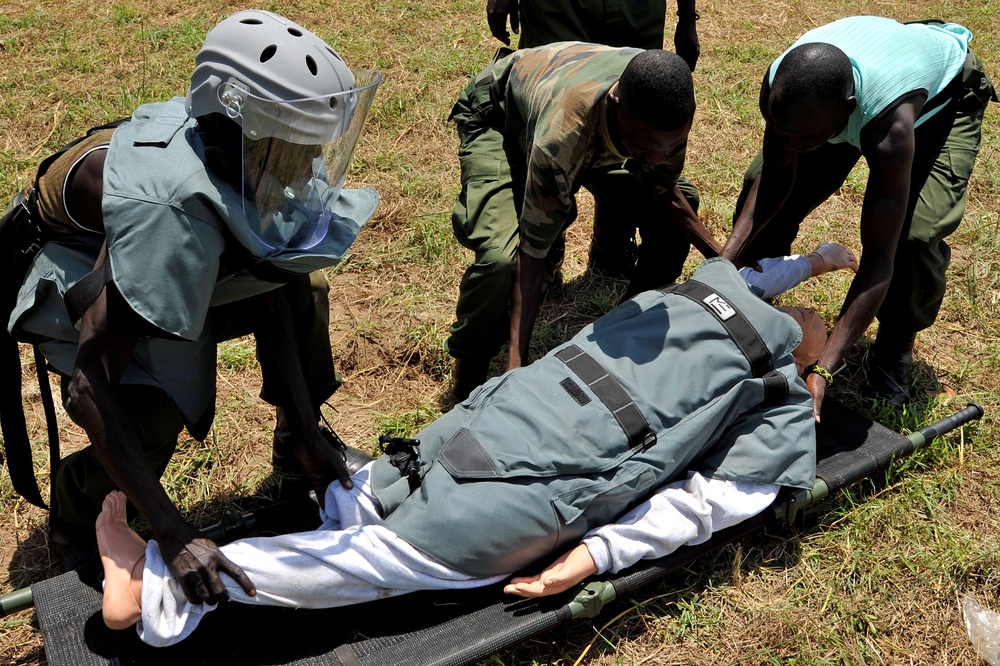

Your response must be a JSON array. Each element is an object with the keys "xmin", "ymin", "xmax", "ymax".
[
  {"xmin": 35, "ymin": 344, "xmax": 60, "ymax": 510},
  {"xmin": 0, "ymin": 334, "xmax": 48, "ymax": 507},
  {"xmin": 659, "ymin": 279, "xmax": 788, "ymax": 406},
  {"xmin": 555, "ymin": 344, "xmax": 655, "ymax": 450},
  {"xmin": 64, "ymin": 257, "xmax": 113, "ymax": 326},
  {"xmin": 661, "ymin": 279, "xmax": 774, "ymax": 377}
]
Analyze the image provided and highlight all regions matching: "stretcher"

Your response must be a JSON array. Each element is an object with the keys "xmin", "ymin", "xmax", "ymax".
[{"xmin": 3, "ymin": 398, "xmax": 983, "ymax": 665}]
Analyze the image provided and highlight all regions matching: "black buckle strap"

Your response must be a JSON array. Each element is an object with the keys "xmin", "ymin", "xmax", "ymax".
[
  {"xmin": 660, "ymin": 279, "xmax": 789, "ymax": 407},
  {"xmin": 379, "ymin": 435, "xmax": 422, "ymax": 491},
  {"xmin": 659, "ymin": 279, "xmax": 776, "ymax": 378},
  {"xmin": 555, "ymin": 344, "xmax": 655, "ymax": 451}
]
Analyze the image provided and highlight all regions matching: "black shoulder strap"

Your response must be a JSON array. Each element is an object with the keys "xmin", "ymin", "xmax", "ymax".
[
  {"xmin": 659, "ymin": 279, "xmax": 789, "ymax": 406},
  {"xmin": 64, "ymin": 256, "xmax": 113, "ymax": 326},
  {"xmin": 0, "ymin": 334, "xmax": 48, "ymax": 508}
]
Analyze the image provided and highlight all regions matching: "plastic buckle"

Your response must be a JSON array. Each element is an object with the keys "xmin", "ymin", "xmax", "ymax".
[{"xmin": 379, "ymin": 435, "xmax": 422, "ymax": 491}]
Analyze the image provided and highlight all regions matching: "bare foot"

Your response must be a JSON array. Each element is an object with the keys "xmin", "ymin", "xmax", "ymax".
[{"xmin": 96, "ymin": 491, "xmax": 146, "ymax": 630}]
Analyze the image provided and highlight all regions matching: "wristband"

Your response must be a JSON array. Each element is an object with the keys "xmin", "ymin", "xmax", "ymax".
[
  {"xmin": 807, "ymin": 364, "xmax": 834, "ymax": 385},
  {"xmin": 676, "ymin": 11, "xmax": 700, "ymax": 19}
]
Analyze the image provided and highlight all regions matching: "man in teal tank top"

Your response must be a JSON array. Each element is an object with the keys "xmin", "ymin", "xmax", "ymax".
[{"xmin": 721, "ymin": 16, "xmax": 997, "ymax": 411}]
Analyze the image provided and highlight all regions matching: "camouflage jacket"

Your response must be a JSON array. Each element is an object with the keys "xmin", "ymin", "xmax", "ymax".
[{"xmin": 491, "ymin": 42, "xmax": 686, "ymax": 258}]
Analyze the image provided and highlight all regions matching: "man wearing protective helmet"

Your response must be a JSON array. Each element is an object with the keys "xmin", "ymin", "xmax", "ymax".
[{"xmin": 4, "ymin": 10, "xmax": 381, "ymax": 604}]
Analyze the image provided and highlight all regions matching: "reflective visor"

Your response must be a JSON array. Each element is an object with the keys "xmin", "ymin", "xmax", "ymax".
[{"xmin": 228, "ymin": 69, "xmax": 381, "ymax": 252}]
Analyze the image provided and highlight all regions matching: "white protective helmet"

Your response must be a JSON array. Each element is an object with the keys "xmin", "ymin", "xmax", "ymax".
[
  {"xmin": 187, "ymin": 9, "xmax": 357, "ymax": 143},
  {"xmin": 186, "ymin": 10, "xmax": 382, "ymax": 252}
]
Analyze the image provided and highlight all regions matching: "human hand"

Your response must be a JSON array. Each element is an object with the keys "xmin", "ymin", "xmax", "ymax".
[
  {"xmin": 503, "ymin": 544, "xmax": 598, "ymax": 598},
  {"xmin": 159, "ymin": 525, "xmax": 255, "ymax": 605},
  {"xmin": 805, "ymin": 371, "xmax": 827, "ymax": 423},
  {"xmin": 487, "ymin": 0, "xmax": 519, "ymax": 45},
  {"xmin": 809, "ymin": 242, "xmax": 859, "ymax": 275},
  {"xmin": 673, "ymin": 17, "xmax": 700, "ymax": 71},
  {"xmin": 294, "ymin": 429, "xmax": 354, "ymax": 508}
]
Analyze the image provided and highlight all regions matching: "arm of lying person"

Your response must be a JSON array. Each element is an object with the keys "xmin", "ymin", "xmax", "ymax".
[
  {"xmin": 738, "ymin": 241, "xmax": 858, "ymax": 300},
  {"xmin": 504, "ymin": 474, "xmax": 779, "ymax": 598}
]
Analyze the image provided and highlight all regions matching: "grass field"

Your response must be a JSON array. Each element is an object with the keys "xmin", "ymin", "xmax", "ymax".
[{"xmin": 1, "ymin": 0, "xmax": 999, "ymax": 663}]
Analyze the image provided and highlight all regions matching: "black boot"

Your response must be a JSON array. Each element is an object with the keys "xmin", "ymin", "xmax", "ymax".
[
  {"xmin": 272, "ymin": 425, "xmax": 373, "ymax": 478},
  {"xmin": 588, "ymin": 226, "xmax": 636, "ymax": 280},
  {"xmin": 450, "ymin": 355, "xmax": 491, "ymax": 405},
  {"xmin": 862, "ymin": 329, "xmax": 917, "ymax": 406}
]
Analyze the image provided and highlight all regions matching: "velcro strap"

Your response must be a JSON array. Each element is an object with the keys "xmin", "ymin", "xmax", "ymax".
[
  {"xmin": 556, "ymin": 344, "xmax": 655, "ymax": 450},
  {"xmin": 659, "ymin": 279, "xmax": 775, "ymax": 378}
]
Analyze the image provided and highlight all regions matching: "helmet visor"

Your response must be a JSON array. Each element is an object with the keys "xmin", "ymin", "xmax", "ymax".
[{"xmin": 235, "ymin": 69, "xmax": 381, "ymax": 252}]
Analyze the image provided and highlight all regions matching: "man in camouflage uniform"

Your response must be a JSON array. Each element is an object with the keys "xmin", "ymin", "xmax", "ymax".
[
  {"xmin": 486, "ymin": 0, "xmax": 701, "ymax": 70},
  {"xmin": 447, "ymin": 43, "xmax": 720, "ymax": 401}
]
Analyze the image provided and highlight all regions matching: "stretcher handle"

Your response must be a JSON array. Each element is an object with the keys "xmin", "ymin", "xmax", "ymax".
[{"xmin": 908, "ymin": 402, "xmax": 984, "ymax": 448}]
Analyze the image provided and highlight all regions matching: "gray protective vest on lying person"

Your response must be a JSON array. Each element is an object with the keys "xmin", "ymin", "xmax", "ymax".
[{"xmin": 371, "ymin": 258, "xmax": 817, "ymax": 577}]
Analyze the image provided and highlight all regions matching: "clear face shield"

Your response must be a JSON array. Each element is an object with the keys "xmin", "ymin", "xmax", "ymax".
[{"xmin": 220, "ymin": 69, "xmax": 382, "ymax": 252}]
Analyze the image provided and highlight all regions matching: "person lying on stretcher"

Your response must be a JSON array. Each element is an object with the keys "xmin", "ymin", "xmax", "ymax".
[{"xmin": 96, "ymin": 251, "xmax": 856, "ymax": 646}]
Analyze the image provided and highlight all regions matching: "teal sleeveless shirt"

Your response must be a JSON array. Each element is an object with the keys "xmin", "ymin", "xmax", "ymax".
[{"xmin": 768, "ymin": 17, "xmax": 971, "ymax": 148}]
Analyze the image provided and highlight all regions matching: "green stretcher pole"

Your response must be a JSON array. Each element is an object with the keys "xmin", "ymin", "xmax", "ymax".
[
  {"xmin": 568, "ymin": 402, "xmax": 985, "ymax": 619},
  {"xmin": 774, "ymin": 402, "xmax": 985, "ymax": 525},
  {"xmin": 0, "ymin": 586, "xmax": 33, "ymax": 616},
  {"xmin": 0, "ymin": 405, "xmax": 987, "ymax": 619}
]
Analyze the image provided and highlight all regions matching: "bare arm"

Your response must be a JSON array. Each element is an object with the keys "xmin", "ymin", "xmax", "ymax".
[
  {"xmin": 721, "ymin": 124, "xmax": 798, "ymax": 262},
  {"xmin": 507, "ymin": 248, "xmax": 547, "ymax": 370},
  {"xmin": 806, "ymin": 100, "xmax": 920, "ymax": 420},
  {"xmin": 660, "ymin": 182, "xmax": 721, "ymax": 259},
  {"xmin": 251, "ymin": 286, "xmax": 353, "ymax": 498},
  {"xmin": 673, "ymin": 0, "xmax": 700, "ymax": 71},
  {"xmin": 68, "ymin": 243, "xmax": 255, "ymax": 604}
]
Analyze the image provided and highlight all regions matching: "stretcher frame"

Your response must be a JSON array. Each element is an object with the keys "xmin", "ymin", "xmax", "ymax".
[{"xmin": 6, "ymin": 397, "xmax": 984, "ymax": 666}]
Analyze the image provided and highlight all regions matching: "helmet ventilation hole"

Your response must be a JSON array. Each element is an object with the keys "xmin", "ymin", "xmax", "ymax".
[
  {"xmin": 306, "ymin": 55, "xmax": 318, "ymax": 75},
  {"xmin": 260, "ymin": 44, "xmax": 277, "ymax": 63},
  {"xmin": 239, "ymin": 18, "xmax": 263, "ymax": 25},
  {"xmin": 287, "ymin": 27, "xmax": 303, "ymax": 37}
]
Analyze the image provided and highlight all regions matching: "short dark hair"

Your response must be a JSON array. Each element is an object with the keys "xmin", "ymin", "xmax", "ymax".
[
  {"xmin": 617, "ymin": 50, "xmax": 695, "ymax": 130},
  {"xmin": 770, "ymin": 43, "xmax": 853, "ymax": 121}
]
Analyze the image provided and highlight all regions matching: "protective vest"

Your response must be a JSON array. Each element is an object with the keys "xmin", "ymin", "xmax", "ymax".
[
  {"xmin": 9, "ymin": 98, "xmax": 377, "ymax": 437},
  {"xmin": 371, "ymin": 259, "xmax": 816, "ymax": 576}
]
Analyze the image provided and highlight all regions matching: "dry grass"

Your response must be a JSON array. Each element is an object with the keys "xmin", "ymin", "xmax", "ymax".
[{"xmin": 2, "ymin": 0, "xmax": 1000, "ymax": 664}]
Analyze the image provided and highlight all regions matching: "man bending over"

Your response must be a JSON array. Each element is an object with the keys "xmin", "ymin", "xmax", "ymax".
[{"xmin": 721, "ymin": 17, "xmax": 996, "ymax": 410}]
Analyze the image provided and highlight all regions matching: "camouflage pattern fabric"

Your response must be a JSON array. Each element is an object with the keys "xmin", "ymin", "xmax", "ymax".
[{"xmin": 491, "ymin": 42, "xmax": 685, "ymax": 258}]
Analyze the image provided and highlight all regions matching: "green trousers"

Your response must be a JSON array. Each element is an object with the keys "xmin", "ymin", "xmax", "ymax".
[
  {"xmin": 734, "ymin": 52, "xmax": 996, "ymax": 335},
  {"xmin": 518, "ymin": 0, "xmax": 665, "ymax": 50},
  {"xmin": 446, "ymin": 72, "xmax": 698, "ymax": 360},
  {"xmin": 53, "ymin": 271, "xmax": 339, "ymax": 531}
]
